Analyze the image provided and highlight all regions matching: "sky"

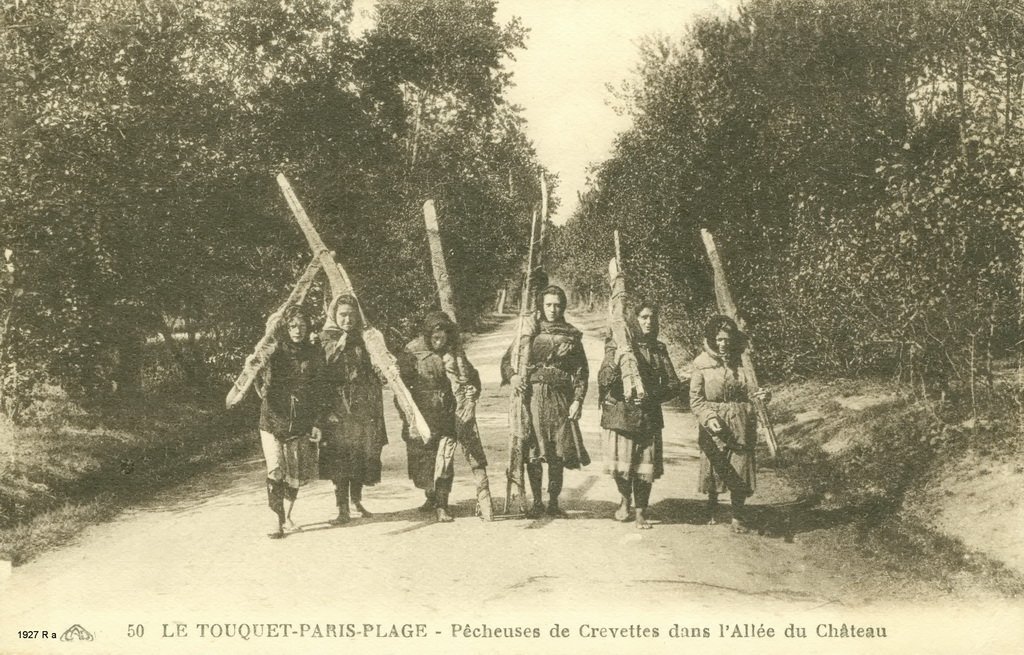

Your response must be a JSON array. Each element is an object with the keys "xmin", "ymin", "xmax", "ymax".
[
  {"xmin": 351, "ymin": 0, "xmax": 734, "ymax": 224},
  {"xmin": 493, "ymin": 0, "xmax": 733, "ymax": 224}
]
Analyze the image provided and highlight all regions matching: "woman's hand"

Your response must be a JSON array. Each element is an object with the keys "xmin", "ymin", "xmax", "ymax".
[
  {"xmin": 754, "ymin": 388, "xmax": 772, "ymax": 404},
  {"xmin": 310, "ymin": 427, "xmax": 322, "ymax": 443},
  {"xmin": 707, "ymin": 416, "xmax": 725, "ymax": 434},
  {"xmin": 510, "ymin": 374, "xmax": 528, "ymax": 395},
  {"xmin": 461, "ymin": 382, "xmax": 480, "ymax": 403},
  {"xmin": 568, "ymin": 400, "xmax": 582, "ymax": 421}
]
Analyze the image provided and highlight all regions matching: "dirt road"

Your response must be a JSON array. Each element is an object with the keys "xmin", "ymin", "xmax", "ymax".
[{"xmin": 1, "ymin": 313, "xmax": 1020, "ymax": 655}]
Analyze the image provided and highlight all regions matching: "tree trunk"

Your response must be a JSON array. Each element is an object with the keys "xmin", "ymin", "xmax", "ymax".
[
  {"xmin": 957, "ymin": 53, "xmax": 971, "ymax": 162},
  {"xmin": 154, "ymin": 316, "xmax": 202, "ymax": 387},
  {"xmin": 112, "ymin": 327, "xmax": 144, "ymax": 398},
  {"xmin": 1018, "ymin": 242, "xmax": 1024, "ymax": 439}
]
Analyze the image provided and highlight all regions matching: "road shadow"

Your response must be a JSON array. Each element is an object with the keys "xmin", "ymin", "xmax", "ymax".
[
  {"xmin": 647, "ymin": 496, "xmax": 868, "ymax": 542},
  {"xmin": 284, "ymin": 506, "xmax": 439, "ymax": 536},
  {"xmin": 478, "ymin": 475, "xmax": 620, "ymax": 526}
]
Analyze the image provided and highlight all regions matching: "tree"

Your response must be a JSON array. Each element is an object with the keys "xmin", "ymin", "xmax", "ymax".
[
  {"xmin": 0, "ymin": 0, "xmax": 546, "ymax": 404},
  {"xmin": 553, "ymin": 0, "xmax": 1022, "ymax": 386}
]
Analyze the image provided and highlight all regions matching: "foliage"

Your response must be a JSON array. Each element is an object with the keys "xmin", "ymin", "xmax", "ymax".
[
  {"xmin": 552, "ymin": 0, "xmax": 1023, "ymax": 391},
  {"xmin": 0, "ymin": 0, "xmax": 542, "ymax": 405}
]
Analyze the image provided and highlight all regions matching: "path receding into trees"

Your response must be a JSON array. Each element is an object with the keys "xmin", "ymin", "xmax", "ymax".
[{"xmin": 1, "ymin": 313, "xmax": 1015, "ymax": 655}]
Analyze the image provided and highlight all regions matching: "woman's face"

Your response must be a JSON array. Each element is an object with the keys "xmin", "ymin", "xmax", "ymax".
[
  {"xmin": 287, "ymin": 317, "xmax": 310, "ymax": 344},
  {"xmin": 430, "ymin": 327, "xmax": 449, "ymax": 352},
  {"xmin": 334, "ymin": 303, "xmax": 358, "ymax": 332},
  {"xmin": 715, "ymin": 329, "xmax": 733, "ymax": 355},
  {"xmin": 542, "ymin": 293, "xmax": 565, "ymax": 323},
  {"xmin": 637, "ymin": 307, "xmax": 657, "ymax": 336}
]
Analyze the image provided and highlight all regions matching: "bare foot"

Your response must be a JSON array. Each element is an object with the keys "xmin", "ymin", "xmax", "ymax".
[
  {"xmin": 436, "ymin": 507, "xmax": 454, "ymax": 523},
  {"xmin": 614, "ymin": 500, "xmax": 631, "ymax": 522},
  {"xmin": 635, "ymin": 509, "xmax": 652, "ymax": 530},
  {"xmin": 731, "ymin": 518, "xmax": 750, "ymax": 534}
]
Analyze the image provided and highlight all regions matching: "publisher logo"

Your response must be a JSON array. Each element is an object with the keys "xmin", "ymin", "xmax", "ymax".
[{"xmin": 60, "ymin": 625, "xmax": 94, "ymax": 642}]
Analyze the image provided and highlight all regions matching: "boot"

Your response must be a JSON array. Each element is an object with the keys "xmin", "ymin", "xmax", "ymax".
[
  {"xmin": 350, "ymin": 481, "xmax": 372, "ymax": 518},
  {"xmin": 331, "ymin": 480, "xmax": 350, "ymax": 525},
  {"xmin": 730, "ymin": 494, "xmax": 749, "ymax": 533},
  {"xmin": 435, "ymin": 482, "xmax": 454, "ymax": 523},
  {"xmin": 472, "ymin": 467, "xmax": 493, "ymax": 521},
  {"xmin": 546, "ymin": 464, "xmax": 567, "ymax": 517},
  {"xmin": 546, "ymin": 495, "xmax": 568, "ymax": 518},
  {"xmin": 526, "ymin": 461, "xmax": 544, "ymax": 517},
  {"xmin": 266, "ymin": 479, "xmax": 286, "ymax": 539},
  {"xmin": 706, "ymin": 492, "xmax": 719, "ymax": 525},
  {"xmin": 419, "ymin": 490, "xmax": 436, "ymax": 512}
]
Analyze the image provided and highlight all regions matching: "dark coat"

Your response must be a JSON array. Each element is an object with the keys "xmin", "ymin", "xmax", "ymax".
[
  {"xmin": 257, "ymin": 340, "xmax": 322, "ymax": 439},
  {"xmin": 317, "ymin": 326, "xmax": 388, "ymax": 483},
  {"xmin": 500, "ymin": 319, "xmax": 590, "ymax": 468},
  {"xmin": 500, "ymin": 319, "xmax": 589, "ymax": 403},
  {"xmin": 319, "ymin": 327, "xmax": 387, "ymax": 442},
  {"xmin": 398, "ymin": 336, "xmax": 466, "ymax": 440}
]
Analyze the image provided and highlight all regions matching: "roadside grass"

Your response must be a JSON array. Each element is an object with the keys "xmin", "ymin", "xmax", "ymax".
[
  {"xmin": 770, "ymin": 376, "xmax": 1024, "ymax": 597},
  {"xmin": 853, "ymin": 513, "xmax": 1024, "ymax": 598},
  {"xmin": 0, "ymin": 385, "xmax": 257, "ymax": 565}
]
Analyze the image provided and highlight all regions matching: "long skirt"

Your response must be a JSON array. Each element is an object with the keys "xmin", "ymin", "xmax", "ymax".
[
  {"xmin": 696, "ymin": 399, "xmax": 757, "ymax": 495},
  {"xmin": 261, "ymin": 430, "xmax": 318, "ymax": 489},
  {"xmin": 603, "ymin": 428, "xmax": 663, "ymax": 484},
  {"xmin": 318, "ymin": 425, "xmax": 384, "ymax": 485},
  {"xmin": 697, "ymin": 430, "xmax": 756, "ymax": 496},
  {"xmin": 406, "ymin": 426, "xmax": 488, "ymax": 490},
  {"xmin": 405, "ymin": 435, "xmax": 439, "ymax": 490},
  {"xmin": 527, "ymin": 381, "xmax": 590, "ymax": 469}
]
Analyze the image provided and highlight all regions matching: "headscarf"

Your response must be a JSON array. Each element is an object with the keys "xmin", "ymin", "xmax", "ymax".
[
  {"xmin": 538, "ymin": 285, "xmax": 568, "ymax": 324},
  {"xmin": 322, "ymin": 293, "xmax": 362, "ymax": 333}
]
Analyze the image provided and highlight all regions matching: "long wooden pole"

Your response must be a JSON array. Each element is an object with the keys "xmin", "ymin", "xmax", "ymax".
[
  {"xmin": 423, "ymin": 200, "xmax": 457, "ymax": 323},
  {"xmin": 505, "ymin": 210, "xmax": 541, "ymax": 514},
  {"xmin": 539, "ymin": 173, "xmax": 548, "ymax": 267},
  {"xmin": 276, "ymin": 173, "xmax": 432, "ymax": 444},
  {"xmin": 607, "ymin": 230, "xmax": 645, "ymax": 400},
  {"xmin": 700, "ymin": 229, "xmax": 778, "ymax": 458},
  {"xmin": 423, "ymin": 199, "xmax": 475, "ymax": 412},
  {"xmin": 225, "ymin": 257, "xmax": 321, "ymax": 409}
]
